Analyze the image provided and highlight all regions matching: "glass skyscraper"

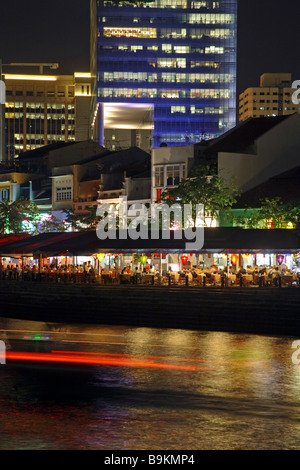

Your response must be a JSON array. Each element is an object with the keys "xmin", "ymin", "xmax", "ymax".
[{"xmin": 91, "ymin": 0, "xmax": 237, "ymax": 149}]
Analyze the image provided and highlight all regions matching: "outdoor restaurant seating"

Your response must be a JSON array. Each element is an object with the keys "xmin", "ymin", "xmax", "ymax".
[{"xmin": 0, "ymin": 261, "xmax": 299, "ymax": 288}]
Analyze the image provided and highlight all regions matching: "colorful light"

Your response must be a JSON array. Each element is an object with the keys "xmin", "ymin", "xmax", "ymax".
[
  {"xmin": 140, "ymin": 256, "xmax": 147, "ymax": 265},
  {"xmin": 231, "ymin": 254, "xmax": 238, "ymax": 265},
  {"xmin": 181, "ymin": 255, "xmax": 188, "ymax": 265},
  {"xmin": 6, "ymin": 351, "xmax": 197, "ymax": 371},
  {"xmin": 276, "ymin": 255, "xmax": 284, "ymax": 265},
  {"xmin": 97, "ymin": 253, "xmax": 105, "ymax": 262}
]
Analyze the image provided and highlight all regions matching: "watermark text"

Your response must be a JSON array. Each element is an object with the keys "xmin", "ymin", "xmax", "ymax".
[
  {"xmin": 0, "ymin": 340, "xmax": 6, "ymax": 365},
  {"xmin": 96, "ymin": 196, "xmax": 205, "ymax": 250}
]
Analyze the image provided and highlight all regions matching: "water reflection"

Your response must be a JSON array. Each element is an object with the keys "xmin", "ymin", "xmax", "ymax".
[{"xmin": 0, "ymin": 317, "xmax": 300, "ymax": 450}]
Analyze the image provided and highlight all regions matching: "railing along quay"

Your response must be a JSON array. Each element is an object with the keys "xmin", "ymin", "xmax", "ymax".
[{"xmin": 0, "ymin": 270, "xmax": 299, "ymax": 289}]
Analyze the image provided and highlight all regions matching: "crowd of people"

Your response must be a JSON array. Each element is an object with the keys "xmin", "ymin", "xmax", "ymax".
[
  {"xmin": 0, "ymin": 262, "xmax": 99, "ymax": 282},
  {"xmin": 0, "ymin": 260, "xmax": 299, "ymax": 287}
]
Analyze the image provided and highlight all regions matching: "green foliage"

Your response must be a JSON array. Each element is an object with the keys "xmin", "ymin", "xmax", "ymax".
[
  {"xmin": 64, "ymin": 206, "xmax": 101, "ymax": 231},
  {"xmin": 231, "ymin": 197, "xmax": 300, "ymax": 229},
  {"xmin": 161, "ymin": 164, "xmax": 238, "ymax": 226},
  {"xmin": 0, "ymin": 199, "xmax": 40, "ymax": 234},
  {"xmin": 37, "ymin": 215, "xmax": 66, "ymax": 233}
]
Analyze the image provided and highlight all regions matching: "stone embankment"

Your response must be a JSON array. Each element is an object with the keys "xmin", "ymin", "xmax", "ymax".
[{"xmin": 0, "ymin": 281, "xmax": 299, "ymax": 337}]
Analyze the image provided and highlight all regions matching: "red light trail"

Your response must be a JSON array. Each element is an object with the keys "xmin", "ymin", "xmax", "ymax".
[{"xmin": 6, "ymin": 351, "xmax": 201, "ymax": 371}]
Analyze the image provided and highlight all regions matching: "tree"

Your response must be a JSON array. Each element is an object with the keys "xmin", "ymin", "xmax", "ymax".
[
  {"xmin": 64, "ymin": 205, "xmax": 101, "ymax": 231},
  {"xmin": 37, "ymin": 214, "xmax": 66, "ymax": 233},
  {"xmin": 161, "ymin": 164, "xmax": 238, "ymax": 227},
  {"xmin": 231, "ymin": 197, "xmax": 300, "ymax": 229},
  {"xmin": 0, "ymin": 199, "xmax": 40, "ymax": 234}
]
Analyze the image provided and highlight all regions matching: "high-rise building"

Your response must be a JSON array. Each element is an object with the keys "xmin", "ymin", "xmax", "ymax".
[
  {"xmin": 1, "ymin": 64, "xmax": 92, "ymax": 165},
  {"xmin": 90, "ymin": 0, "xmax": 237, "ymax": 150},
  {"xmin": 239, "ymin": 73, "xmax": 299, "ymax": 122}
]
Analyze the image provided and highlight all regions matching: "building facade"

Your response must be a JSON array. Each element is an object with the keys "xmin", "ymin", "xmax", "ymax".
[
  {"xmin": 2, "ymin": 65, "xmax": 92, "ymax": 165},
  {"xmin": 239, "ymin": 73, "xmax": 300, "ymax": 122},
  {"xmin": 91, "ymin": 0, "xmax": 237, "ymax": 150}
]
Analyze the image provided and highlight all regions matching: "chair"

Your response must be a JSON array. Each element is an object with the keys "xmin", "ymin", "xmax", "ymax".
[{"xmin": 282, "ymin": 275, "xmax": 293, "ymax": 287}]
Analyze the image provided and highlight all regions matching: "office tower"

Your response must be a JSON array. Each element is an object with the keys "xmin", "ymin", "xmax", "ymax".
[
  {"xmin": 1, "ymin": 64, "xmax": 92, "ymax": 165},
  {"xmin": 90, "ymin": 0, "xmax": 237, "ymax": 150},
  {"xmin": 239, "ymin": 73, "xmax": 299, "ymax": 122}
]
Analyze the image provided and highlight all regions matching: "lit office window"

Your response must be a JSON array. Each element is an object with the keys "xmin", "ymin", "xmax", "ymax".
[
  {"xmin": 159, "ymin": 90, "xmax": 186, "ymax": 98},
  {"xmin": 205, "ymin": 46, "xmax": 224, "ymax": 54},
  {"xmin": 157, "ymin": 58, "xmax": 186, "ymax": 68},
  {"xmin": 160, "ymin": 29, "xmax": 187, "ymax": 39},
  {"xmin": 100, "ymin": 88, "xmax": 157, "ymax": 98},
  {"xmin": 174, "ymin": 46, "xmax": 190, "ymax": 54},
  {"xmin": 190, "ymin": 89, "xmax": 230, "ymax": 99},
  {"xmin": 162, "ymin": 44, "xmax": 172, "ymax": 53},
  {"xmin": 187, "ymin": 13, "xmax": 233, "ymax": 24},
  {"xmin": 103, "ymin": 27, "xmax": 157, "ymax": 38},
  {"xmin": 171, "ymin": 106, "xmax": 186, "ymax": 114}
]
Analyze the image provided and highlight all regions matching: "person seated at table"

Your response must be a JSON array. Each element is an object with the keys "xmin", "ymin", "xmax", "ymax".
[
  {"xmin": 246, "ymin": 265, "xmax": 253, "ymax": 274},
  {"xmin": 220, "ymin": 267, "xmax": 227, "ymax": 277},
  {"xmin": 134, "ymin": 267, "xmax": 142, "ymax": 282},
  {"xmin": 271, "ymin": 267, "xmax": 280, "ymax": 285},
  {"xmin": 259, "ymin": 266, "xmax": 267, "ymax": 275},
  {"xmin": 149, "ymin": 265, "xmax": 155, "ymax": 273},
  {"xmin": 204, "ymin": 267, "xmax": 212, "ymax": 278},
  {"xmin": 278, "ymin": 262, "xmax": 286, "ymax": 273},
  {"xmin": 123, "ymin": 265, "xmax": 132, "ymax": 274},
  {"xmin": 195, "ymin": 266, "xmax": 203, "ymax": 275},
  {"xmin": 89, "ymin": 266, "xmax": 96, "ymax": 282},
  {"xmin": 211, "ymin": 265, "xmax": 219, "ymax": 274},
  {"xmin": 191, "ymin": 268, "xmax": 198, "ymax": 279},
  {"xmin": 237, "ymin": 266, "xmax": 246, "ymax": 278}
]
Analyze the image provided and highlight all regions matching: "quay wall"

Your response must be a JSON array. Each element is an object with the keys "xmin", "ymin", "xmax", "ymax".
[{"xmin": 0, "ymin": 281, "xmax": 300, "ymax": 337}]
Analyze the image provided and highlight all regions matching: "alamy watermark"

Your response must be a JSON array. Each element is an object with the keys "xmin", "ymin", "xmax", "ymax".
[
  {"xmin": 291, "ymin": 81, "xmax": 300, "ymax": 105},
  {"xmin": 0, "ymin": 80, "xmax": 5, "ymax": 105},
  {"xmin": 0, "ymin": 340, "xmax": 6, "ymax": 365},
  {"xmin": 96, "ymin": 196, "xmax": 205, "ymax": 250},
  {"xmin": 291, "ymin": 340, "xmax": 300, "ymax": 365}
]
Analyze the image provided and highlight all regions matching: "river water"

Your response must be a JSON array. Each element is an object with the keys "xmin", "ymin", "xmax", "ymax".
[{"xmin": 0, "ymin": 317, "xmax": 300, "ymax": 450}]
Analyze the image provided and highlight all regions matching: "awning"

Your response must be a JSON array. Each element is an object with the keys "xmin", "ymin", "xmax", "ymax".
[
  {"xmin": 0, "ymin": 228, "xmax": 299, "ymax": 257},
  {"xmin": 0, "ymin": 232, "xmax": 83, "ymax": 257}
]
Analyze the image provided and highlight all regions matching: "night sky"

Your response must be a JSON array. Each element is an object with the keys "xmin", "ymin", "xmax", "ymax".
[{"xmin": 0, "ymin": 0, "xmax": 300, "ymax": 95}]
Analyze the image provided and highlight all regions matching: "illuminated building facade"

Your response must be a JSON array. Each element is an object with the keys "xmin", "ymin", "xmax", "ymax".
[
  {"xmin": 91, "ymin": 0, "xmax": 237, "ymax": 149},
  {"xmin": 239, "ymin": 73, "xmax": 300, "ymax": 122},
  {"xmin": 2, "ymin": 66, "xmax": 92, "ymax": 165}
]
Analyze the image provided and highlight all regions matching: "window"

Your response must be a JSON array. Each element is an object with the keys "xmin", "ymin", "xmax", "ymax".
[
  {"xmin": 56, "ymin": 187, "xmax": 72, "ymax": 201},
  {"xmin": 166, "ymin": 165, "xmax": 180, "ymax": 186},
  {"xmin": 0, "ymin": 189, "xmax": 9, "ymax": 201},
  {"xmin": 171, "ymin": 106, "xmax": 186, "ymax": 114},
  {"xmin": 162, "ymin": 44, "xmax": 172, "ymax": 53},
  {"xmin": 155, "ymin": 166, "xmax": 164, "ymax": 187},
  {"xmin": 103, "ymin": 27, "xmax": 156, "ymax": 39}
]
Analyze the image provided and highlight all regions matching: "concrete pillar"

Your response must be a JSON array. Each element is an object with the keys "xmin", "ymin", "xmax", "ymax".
[{"xmin": 98, "ymin": 103, "xmax": 104, "ymax": 147}]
